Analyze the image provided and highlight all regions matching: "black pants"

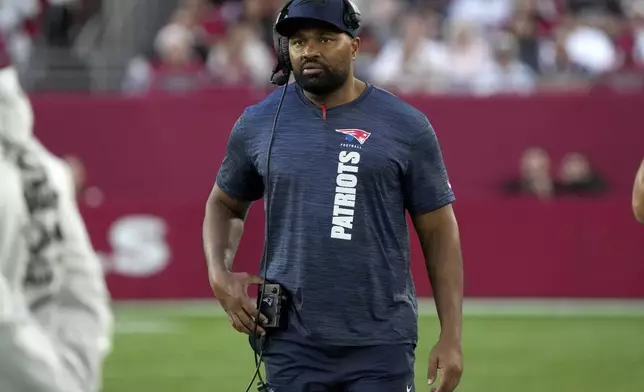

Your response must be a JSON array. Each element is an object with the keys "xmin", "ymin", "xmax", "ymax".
[{"xmin": 260, "ymin": 338, "xmax": 416, "ymax": 392}]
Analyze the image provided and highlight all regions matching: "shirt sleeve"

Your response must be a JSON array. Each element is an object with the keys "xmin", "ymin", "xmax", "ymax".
[
  {"xmin": 403, "ymin": 117, "xmax": 455, "ymax": 215},
  {"xmin": 215, "ymin": 112, "xmax": 264, "ymax": 201}
]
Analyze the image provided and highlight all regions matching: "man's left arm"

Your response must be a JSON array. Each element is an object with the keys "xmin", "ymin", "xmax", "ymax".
[
  {"xmin": 412, "ymin": 205, "xmax": 463, "ymax": 391},
  {"xmin": 633, "ymin": 159, "xmax": 644, "ymax": 223},
  {"xmin": 403, "ymin": 117, "xmax": 463, "ymax": 392}
]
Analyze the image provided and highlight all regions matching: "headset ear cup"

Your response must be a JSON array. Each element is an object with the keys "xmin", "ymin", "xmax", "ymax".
[
  {"xmin": 280, "ymin": 36, "xmax": 292, "ymax": 71},
  {"xmin": 344, "ymin": 0, "xmax": 362, "ymax": 31},
  {"xmin": 270, "ymin": 36, "xmax": 291, "ymax": 86},
  {"xmin": 351, "ymin": 12, "xmax": 361, "ymax": 30}
]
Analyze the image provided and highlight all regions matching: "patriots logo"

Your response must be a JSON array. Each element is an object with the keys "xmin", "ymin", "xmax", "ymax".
[{"xmin": 335, "ymin": 129, "xmax": 371, "ymax": 145}]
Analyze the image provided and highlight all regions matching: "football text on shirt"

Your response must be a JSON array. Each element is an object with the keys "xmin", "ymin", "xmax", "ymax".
[{"xmin": 331, "ymin": 151, "xmax": 361, "ymax": 240}]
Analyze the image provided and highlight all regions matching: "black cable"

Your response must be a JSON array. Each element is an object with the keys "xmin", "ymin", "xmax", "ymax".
[
  {"xmin": 243, "ymin": 81, "xmax": 289, "ymax": 392},
  {"xmin": 243, "ymin": 352, "xmax": 265, "ymax": 392}
]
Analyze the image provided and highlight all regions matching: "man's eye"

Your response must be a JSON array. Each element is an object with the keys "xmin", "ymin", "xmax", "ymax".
[{"xmin": 321, "ymin": 37, "xmax": 332, "ymax": 43}]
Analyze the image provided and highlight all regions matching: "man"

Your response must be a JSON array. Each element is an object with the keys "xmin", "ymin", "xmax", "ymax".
[
  {"xmin": 634, "ymin": 159, "xmax": 644, "ymax": 223},
  {"xmin": 203, "ymin": 1, "xmax": 464, "ymax": 391},
  {"xmin": 0, "ymin": 43, "xmax": 112, "ymax": 392}
]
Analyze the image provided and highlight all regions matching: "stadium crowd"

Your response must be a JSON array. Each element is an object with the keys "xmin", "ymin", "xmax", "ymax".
[
  {"xmin": 122, "ymin": 0, "xmax": 644, "ymax": 95},
  {"xmin": 0, "ymin": 0, "xmax": 101, "ymax": 90}
]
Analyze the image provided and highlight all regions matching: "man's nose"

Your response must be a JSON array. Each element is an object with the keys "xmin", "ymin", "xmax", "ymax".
[{"xmin": 301, "ymin": 41, "xmax": 320, "ymax": 57}]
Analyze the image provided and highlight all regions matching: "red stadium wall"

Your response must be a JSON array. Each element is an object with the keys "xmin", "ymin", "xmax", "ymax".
[{"xmin": 31, "ymin": 89, "xmax": 644, "ymax": 299}]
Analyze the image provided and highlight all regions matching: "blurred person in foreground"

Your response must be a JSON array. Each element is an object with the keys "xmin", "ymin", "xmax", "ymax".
[
  {"xmin": 203, "ymin": 1, "xmax": 464, "ymax": 391},
  {"xmin": 0, "ymin": 39, "xmax": 113, "ymax": 392},
  {"xmin": 633, "ymin": 158, "xmax": 644, "ymax": 223}
]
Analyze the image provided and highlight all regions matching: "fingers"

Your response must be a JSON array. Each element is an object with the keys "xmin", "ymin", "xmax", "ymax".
[
  {"xmin": 227, "ymin": 297, "xmax": 266, "ymax": 335},
  {"xmin": 221, "ymin": 272, "xmax": 267, "ymax": 335},
  {"xmin": 242, "ymin": 300, "xmax": 268, "ymax": 327},
  {"xmin": 229, "ymin": 313, "xmax": 252, "ymax": 334},
  {"xmin": 435, "ymin": 365, "xmax": 463, "ymax": 392},
  {"xmin": 237, "ymin": 307, "xmax": 266, "ymax": 335},
  {"xmin": 427, "ymin": 352, "xmax": 439, "ymax": 386},
  {"xmin": 229, "ymin": 310, "xmax": 267, "ymax": 336},
  {"xmin": 242, "ymin": 273, "xmax": 265, "ymax": 285},
  {"xmin": 242, "ymin": 306, "xmax": 267, "ymax": 335}
]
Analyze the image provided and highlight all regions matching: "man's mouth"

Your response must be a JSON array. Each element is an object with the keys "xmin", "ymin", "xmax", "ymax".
[{"xmin": 302, "ymin": 63, "xmax": 324, "ymax": 76}]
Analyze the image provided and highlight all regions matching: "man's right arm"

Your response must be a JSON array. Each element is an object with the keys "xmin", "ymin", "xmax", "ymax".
[
  {"xmin": 203, "ymin": 113, "xmax": 267, "ymax": 335},
  {"xmin": 202, "ymin": 185, "xmax": 252, "ymax": 282},
  {"xmin": 633, "ymin": 159, "xmax": 644, "ymax": 224},
  {"xmin": 204, "ymin": 112, "xmax": 264, "ymax": 277}
]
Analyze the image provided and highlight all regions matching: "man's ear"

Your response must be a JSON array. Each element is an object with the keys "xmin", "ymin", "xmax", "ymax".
[{"xmin": 351, "ymin": 37, "xmax": 361, "ymax": 60}]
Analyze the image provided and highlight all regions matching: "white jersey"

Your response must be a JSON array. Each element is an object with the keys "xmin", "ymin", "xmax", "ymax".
[
  {"xmin": 31, "ymin": 139, "xmax": 114, "ymax": 391},
  {"xmin": 0, "ymin": 143, "xmax": 79, "ymax": 392},
  {"xmin": 0, "ymin": 65, "xmax": 32, "ymax": 325},
  {"xmin": 0, "ymin": 156, "xmax": 30, "ymax": 324},
  {"xmin": 0, "ymin": 65, "xmax": 113, "ymax": 392}
]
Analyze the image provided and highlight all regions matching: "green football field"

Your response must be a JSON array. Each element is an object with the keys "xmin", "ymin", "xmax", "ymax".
[{"xmin": 103, "ymin": 300, "xmax": 644, "ymax": 392}]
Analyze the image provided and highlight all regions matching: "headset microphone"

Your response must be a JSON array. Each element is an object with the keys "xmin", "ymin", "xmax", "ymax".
[{"xmin": 270, "ymin": 62, "xmax": 291, "ymax": 87}]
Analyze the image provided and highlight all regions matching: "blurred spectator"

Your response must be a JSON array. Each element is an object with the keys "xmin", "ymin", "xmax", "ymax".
[
  {"xmin": 562, "ymin": 11, "xmax": 618, "ymax": 75},
  {"xmin": 42, "ymin": 0, "xmax": 102, "ymax": 47},
  {"xmin": 207, "ymin": 21, "xmax": 273, "ymax": 86},
  {"xmin": 151, "ymin": 8, "xmax": 210, "ymax": 91},
  {"xmin": 440, "ymin": 19, "xmax": 493, "ymax": 93},
  {"xmin": 566, "ymin": 0, "xmax": 623, "ymax": 15},
  {"xmin": 0, "ymin": 0, "xmax": 40, "ymax": 72},
  {"xmin": 118, "ymin": 0, "xmax": 644, "ymax": 96},
  {"xmin": 447, "ymin": 0, "xmax": 514, "ymax": 29},
  {"xmin": 28, "ymin": 0, "xmax": 101, "ymax": 91},
  {"xmin": 241, "ymin": 0, "xmax": 284, "ymax": 46},
  {"xmin": 503, "ymin": 147, "xmax": 555, "ymax": 200},
  {"xmin": 473, "ymin": 32, "xmax": 536, "ymax": 96},
  {"xmin": 539, "ymin": 25, "xmax": 591, "ymax": 90},
  {"xmin": 352, "ymin": 0, "xmax": 404, "ymax": 45},
  {"xmin": 179, "ymin": 0, "xmax": 223, "ymax": 62},
  {"xmin": 556, "ymin": 152, "xmax": 606, "ymax": 195},
  {"xmin": 353, "ymin": 25, "xmax": 382, "ymax": 81},
  {"xmin": 506, "ymin": 0, "xmax": 543, "ymax": 73},
  {"xmin": 369, "ymin": 10, "xmax": 447, "ymax": 93},
  {"xmin": 630, "ymin": 0, "xmax": 644, "ymax": 66},
  {"xmin": 123, "ymin": 6, "xmax": 210, "ymax": 93}
]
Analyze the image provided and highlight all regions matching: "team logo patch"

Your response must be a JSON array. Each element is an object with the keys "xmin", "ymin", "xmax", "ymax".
[{"xmin": 335, "ymin": 129, "xmax": 371, "ymax": 145}]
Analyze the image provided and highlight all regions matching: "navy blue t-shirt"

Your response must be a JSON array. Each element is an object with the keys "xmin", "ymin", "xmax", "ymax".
[{"xmin": 216, "ymin": 83, "xmax": 455, "ymax": 347}]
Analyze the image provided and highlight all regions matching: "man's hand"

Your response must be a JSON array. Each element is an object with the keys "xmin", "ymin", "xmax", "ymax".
[
  {"xmin": 212, "ymin": 271, "xmax": 267, "ymax": 335},
  {"xmin": 633, "ymin": 159, "xmax": 644, "ymax": 223},
  {"xmin": 427, "ymin": 337, "xmax": 463, "ymax": 392}
]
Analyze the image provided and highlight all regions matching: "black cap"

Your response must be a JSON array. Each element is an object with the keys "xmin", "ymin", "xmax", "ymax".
[{"xmin": 275, "ymin": 0, "xmax": 357, "ymax": 38}]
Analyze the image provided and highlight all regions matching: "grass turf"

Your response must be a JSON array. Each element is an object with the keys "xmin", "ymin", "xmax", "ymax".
[{"xmin": 103, "ymin": 302, "xmax": 644, "ymax": 392}]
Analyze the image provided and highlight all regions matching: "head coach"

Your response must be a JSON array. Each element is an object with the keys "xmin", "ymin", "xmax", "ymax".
[{"xmin": 203, "ymin": 0, "xmax": 465, "ymax": 391}]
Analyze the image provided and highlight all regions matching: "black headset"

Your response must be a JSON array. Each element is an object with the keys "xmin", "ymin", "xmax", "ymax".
[{"xmin": 270, "ymin": 0, "xmax": 363, "ymax": 86}]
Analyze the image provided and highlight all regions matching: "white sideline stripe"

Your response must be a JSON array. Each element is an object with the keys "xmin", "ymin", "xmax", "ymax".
[
  {"xmin": 115, "ymin": 320, "xmax": 180, "ymax": 335},
  {"xmin": 113, "ymin": 299, "xmax": 644, "ymax": 318}
]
